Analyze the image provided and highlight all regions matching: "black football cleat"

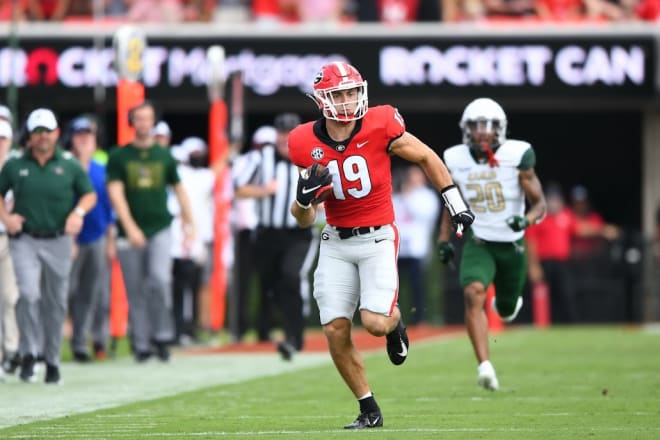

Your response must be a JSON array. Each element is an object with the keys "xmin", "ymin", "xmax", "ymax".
[
  {"xmin": 386, "ymin": 319, "xmax": 409, "ymax": 366},
  {"xmin": 276, "ymin": 341, "xmax": 295, "ymax": 361},
  {"xmin": 45, "ymin": 364, "xmax": 61, "ymax": 385},
  {"xmin": 19, "ymin": 354, "xmax": 36, "ymax": 383},
  {"xmin": 344, "ymin": 411, "xmax": 384, "ymax": 429},
  {"xmin": 3, "ymin": 352, "xmax": 21, "ymax": 374}
]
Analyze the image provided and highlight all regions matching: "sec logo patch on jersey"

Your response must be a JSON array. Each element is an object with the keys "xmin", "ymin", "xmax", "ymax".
[{"xmin": 311, "ymin": 147, "xmax": 324, "ymax": 160}]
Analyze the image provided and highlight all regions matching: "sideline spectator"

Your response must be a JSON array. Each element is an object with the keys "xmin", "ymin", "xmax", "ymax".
[
  {"xmin": 526, "ymin": 183, "xmax": 578, "ymax": 323},
  {"xmin": 106, "ymin": 101, "xmax": 195, "ymax": 362},
  {"xmin": 0, "ymin": 1, "xmax": 28, "ymax": 21},
  {"xmin": 26, "ymin": 0, "xmax": 71, "ymax": 20},
  {"xmin": 67, "ymin": 115, "xmax": 115, "ymax": 362},
  {"xmin": 125, "ymin": 0, "xmax": 183, "ymax": 22},
  {"xmin": 153, "ymin": 121, "xmax": 172, "ymax": 148},
  {"xmin": 168, "ymin": 137, "xmax": 215, "ymax": 345},
  {"xmin": 393, "ymin": 165, "xmax": 439, "ymax": 325},
  {"xmin": 569, "ymin": 185, "xmax": 620, "ymax": 259},
  {"xmin": 481, "ymin": 0, "xmax": 538, "ymax": 18},
  {"xmin": 253, "ymin": 0, "xmax": 347, "ymax": 23},
  {"xmin": 356, "ymin": 0, "xmax": 441, "ymax": 23},
  {"xmin": 0, "ymin": 108, "xmax": 97, "ymax": 384},
  {"xmin": 0, "ymin": 119, "xmax": 20, "ymax": 377},
  {"xmin": 536, "ymin": 0, "xmax": 585, "ymax": 20},
  {"xmin": 584, "ymin": 0, "xmax": 637, "ymax": 20}
]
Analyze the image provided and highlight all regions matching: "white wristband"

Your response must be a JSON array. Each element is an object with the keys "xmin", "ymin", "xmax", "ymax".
[
  {"xmin": 74, "ymin": 206, "xmax": 86, "ymax": 217},
  {"xmin": 441, "ymin": 185, "xmax": 468, "ymax": 216},
  {"xmin": 296, "ymin": 200, "xmax": 312, "ymax": 210}
]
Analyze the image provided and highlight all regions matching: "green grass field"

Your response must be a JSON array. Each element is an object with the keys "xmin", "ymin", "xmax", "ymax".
[{"xmin": 1, "ymin": 326, "xmax": 659, "ymax": 439}]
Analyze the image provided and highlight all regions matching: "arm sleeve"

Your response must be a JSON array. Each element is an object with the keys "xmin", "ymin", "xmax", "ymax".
[
  {"xmin": 165, "ymin": 151, "xmax": 180, "ymax": 185},
  {"xmin": 518, "ymin": 146, "xmax": 536, "ymax": 170},
  {"xmin": 105, "ymin": 149, "xmax": 123, "ymax": 182},
  {"xmin": 385, "ymin": 105, "xmax": 406, "ymax": 139}
]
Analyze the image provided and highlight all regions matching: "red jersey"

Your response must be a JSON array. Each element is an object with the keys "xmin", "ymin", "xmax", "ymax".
[
  {"xmin": 288, "ymin": 105, "xmax": 405, "ymax": 228},
  {"xmin": 526, "ymin": 207, "xmax": 577, "ymax": 261}
]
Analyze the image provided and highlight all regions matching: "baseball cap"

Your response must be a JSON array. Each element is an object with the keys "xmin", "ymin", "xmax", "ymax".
[
  {"xmin": 152, "ymin": 120, "xmax": 171, "ymax": 138},
  {"xmin": 181, "ymin": 136, "xmax": 207, "ymax": 155},
  {"xmin": 274, "ymin": 113, "xmax": 300, "ymax": 132},
  {"xmin": 26, "ymin": 108, "xmax": 58, "ymax": 132},
  {"xmin": 0, "ymin": 120, "xmax": 12, "ymax": 139},
  {"xmin": 170, "ymin": 144, "xmax": 188, "ymax": 163},
  {"xmin": 252, "ymin": 125, "xmax": 276, "ymax": 145},
  {"xmin": 71, "ymin": 116, "xmax": 96, "ymax": 133},
  {"xmin": 0, "ymin": 105, "xmax": 11, "ymax": 123}
]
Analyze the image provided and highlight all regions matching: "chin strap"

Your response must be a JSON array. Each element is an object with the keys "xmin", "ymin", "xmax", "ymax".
[{"xmin": 480, "ymin": 142, "xmax": 499, "ymax": 168}]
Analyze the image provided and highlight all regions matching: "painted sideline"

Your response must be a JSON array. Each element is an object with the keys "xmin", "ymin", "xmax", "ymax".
[{"xmin": 0, "ymin": 353, "xmax": 330, "ymax": 429}]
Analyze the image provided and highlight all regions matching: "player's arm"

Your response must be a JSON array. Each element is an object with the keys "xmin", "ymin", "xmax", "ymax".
[
  {"xmin": 391, "ymin": 132, "xmax": 474, "ymax": 234},
  {"xmin": 390, "ymin": 132, "xmax": 453, "ymax": 189},
  {"xmin": 290, "ymin": 198, "xmax": 318, "ymax": 228},
  {"xmin": 107, "ymin": 180, "xmax": 140, "ymax": 235},
  {"xmin": 435, "ymin": 208, "xmax": 457, "ymax": 265},
  {"xmin": 520, "ymin": 167, "xmax": 546, "ymax": 226}
]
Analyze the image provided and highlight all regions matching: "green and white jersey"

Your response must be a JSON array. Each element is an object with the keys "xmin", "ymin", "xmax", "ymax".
[{"xmin": 443, "ymin": 140, "xmax": 535, "ymax": 242}]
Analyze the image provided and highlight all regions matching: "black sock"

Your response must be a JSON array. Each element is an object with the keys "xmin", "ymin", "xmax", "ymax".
[{"xmin": 359, "ymin": 395, "xmax": 380, "ymax": 414}]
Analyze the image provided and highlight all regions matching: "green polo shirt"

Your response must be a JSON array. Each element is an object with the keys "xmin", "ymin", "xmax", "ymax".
[
  {"xmin": 0, "ymin": 147, "xmax": 94, "ymax": 232},
  {"xmin": 106, "ymin": 143, "xmax": 180, "ymax": 238}
]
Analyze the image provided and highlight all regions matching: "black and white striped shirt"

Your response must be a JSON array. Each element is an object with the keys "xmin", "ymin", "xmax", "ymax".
[{"xmin": 234, "ymin": 144, "xmax": 300, "ymax": 229}]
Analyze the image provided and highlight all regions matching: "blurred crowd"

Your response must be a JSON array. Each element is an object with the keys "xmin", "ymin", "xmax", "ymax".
[{"xmin": 2, "ymin": 0, "xmax": 660, "ymax": 24}]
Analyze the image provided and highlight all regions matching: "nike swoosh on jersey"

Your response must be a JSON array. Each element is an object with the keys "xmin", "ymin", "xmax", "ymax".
[
  {"xmin": 357, "ymin": 141, "xmax": 368, "ymax": 148},
  {"xmin": 301, "ymin": 185, "xmax": 321, "ymax": 195},
  {"xmin": 397, "ymin": 337, "xmax": 408, "ymax": 357},
  {"xmin": 375, "ymin": 238, "xmax": 387, "ymax": 243}
]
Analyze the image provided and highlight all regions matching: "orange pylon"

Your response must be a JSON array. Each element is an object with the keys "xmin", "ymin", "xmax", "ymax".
[{"xmin": 485, "ymin": 284, "xmax": 503, "ymax": 333}]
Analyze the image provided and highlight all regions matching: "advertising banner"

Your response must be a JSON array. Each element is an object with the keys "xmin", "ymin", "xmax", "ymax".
[{"xmin": 0, "ymin": 34, "xmax": 654, "ymax": 109}]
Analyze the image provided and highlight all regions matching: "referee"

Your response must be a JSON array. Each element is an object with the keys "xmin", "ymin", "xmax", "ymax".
[{"xmin": 234, "ymin": 113, "xmax": 319, "ymax": 360}]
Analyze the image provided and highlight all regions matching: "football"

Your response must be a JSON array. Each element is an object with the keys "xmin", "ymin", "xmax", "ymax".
[{"xmin": 304, "ymin": 163, "xmax": 332, "ymax": 204}]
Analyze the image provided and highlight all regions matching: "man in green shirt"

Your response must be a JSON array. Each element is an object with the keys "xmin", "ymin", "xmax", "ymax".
[
  {"xmin": 0, "ymin": 108, "xmax": 97, "ymax": 384},
  {"xmin": 106, "ymin": 101, "xmax": 194, "ymax": 363}
]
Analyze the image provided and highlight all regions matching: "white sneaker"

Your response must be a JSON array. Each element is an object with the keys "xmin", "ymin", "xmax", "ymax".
[
  {"xmin": 477, "ymin": 360, "xmax": 499, "ymax": 391},
  {"xmin": 492, "ymin": 296, "xmax": 523, "ymax": 323}
]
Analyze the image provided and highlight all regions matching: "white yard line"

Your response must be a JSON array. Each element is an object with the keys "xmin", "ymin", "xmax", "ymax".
[{"xmin": 0, "ymin": 352, "xmax": 330, "ymax": 429}]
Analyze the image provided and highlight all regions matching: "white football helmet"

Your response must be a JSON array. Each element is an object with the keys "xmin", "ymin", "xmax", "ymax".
[
  {"xmin": 310, "ymin": 62, "xmax": 368, "ymax": 122},
  {"xmin": 460, "ymin": 98, "xmax": 507, "ymax": 148}
]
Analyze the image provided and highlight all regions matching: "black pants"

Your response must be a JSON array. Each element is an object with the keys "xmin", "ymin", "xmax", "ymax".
[
  {"xmin": 172, "ymin": 258, "xmax": 202, "ymax": 341},
  {"xmin": 541, "ymin": 259, "xmax": 578, "ymax": 323},
  {"xmin": 397, "ymin": 257, "xmax": 426, "ymax": 324},
  {"xmin": 233, "ymin": 228, "xmax": 259, "ymax": 341},
  {"xmin": 255, "ymin": 227, "xmax": 313, "ymax": 351}
]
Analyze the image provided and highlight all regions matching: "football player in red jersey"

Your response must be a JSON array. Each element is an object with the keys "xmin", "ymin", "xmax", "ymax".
[{"xmin": 288, "ymin": 61, "xmax": 474, "ymax": 429}]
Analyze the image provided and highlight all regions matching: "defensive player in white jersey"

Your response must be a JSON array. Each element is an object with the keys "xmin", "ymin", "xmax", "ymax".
[{"xmin": 437, "ymin": 98, "xmax": 546, "ymax": 391}]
